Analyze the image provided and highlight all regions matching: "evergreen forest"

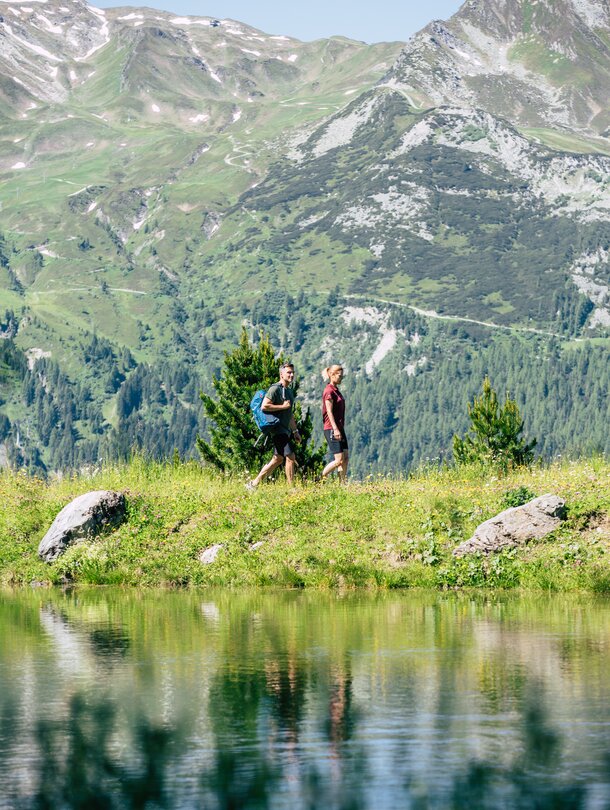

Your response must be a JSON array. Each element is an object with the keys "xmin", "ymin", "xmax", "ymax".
[{"xmin": 1, "ymin": 290, "xmax": 608, "ymax": 479}]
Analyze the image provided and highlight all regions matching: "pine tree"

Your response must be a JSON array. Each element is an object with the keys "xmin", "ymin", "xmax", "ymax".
[
  {"xmin": 197, "ymin": 328, "xmax": 324, "ymax": 476},
  {"xmin": 453, "ymin": 377, "xmax": 537, "ymax": 470}
]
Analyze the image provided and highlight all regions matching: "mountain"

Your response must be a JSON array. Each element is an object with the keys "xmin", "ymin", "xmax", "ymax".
[
  {"xmin": 0, "ymin": 0, "xmax": 608, "ymax": 475},
  {"xmin": 386, "ymin": 0, "xmax": 610, "ymax": 138}
]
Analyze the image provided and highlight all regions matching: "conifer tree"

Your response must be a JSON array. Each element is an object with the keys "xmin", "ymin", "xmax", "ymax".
[
  {"xmin": 453, "ymin": 377, "xmax": 537, "ymax": 470},
  {"xmin": 197, "ymin": 328, "xmax": 324, "ymax": 475}
]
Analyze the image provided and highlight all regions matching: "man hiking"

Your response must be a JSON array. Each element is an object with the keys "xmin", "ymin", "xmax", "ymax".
[{"xmin": 247, "ymin": 362, "xmax": 301, "ymax": 489}]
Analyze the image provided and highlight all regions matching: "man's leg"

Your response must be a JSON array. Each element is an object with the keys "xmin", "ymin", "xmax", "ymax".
[
  {"xmin": 250, "ymin": 453, "xmax": 284, "ymax": 488},
  {"xmin": 285, "ymin": 453, "xmax": 296, "ymax": 484}
]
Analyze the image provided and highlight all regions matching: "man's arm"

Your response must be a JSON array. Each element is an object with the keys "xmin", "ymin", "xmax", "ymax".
[{"xmin": 262, "ymin": 396, "xmax": 291, "ymax": 413}]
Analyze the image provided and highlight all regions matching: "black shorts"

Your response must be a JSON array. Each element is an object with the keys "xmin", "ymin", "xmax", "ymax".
[
  {"xmin": 324, "ymin": 428, "xmax": 348, "ymax": 455},
  {"xmin": 272, "ymin": 433, "xmax": 295, "ymax": 457}
]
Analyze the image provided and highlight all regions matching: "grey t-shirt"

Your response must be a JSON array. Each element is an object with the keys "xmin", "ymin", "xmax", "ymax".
[{"xmin": 266, "ymin": 383, "xmax": 295, "ymax": 436}]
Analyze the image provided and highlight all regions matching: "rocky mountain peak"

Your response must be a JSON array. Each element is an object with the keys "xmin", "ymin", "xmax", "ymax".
[
  {"xmin": 458, "ymin": 0, "xmax": 610, "ymax": 37},
  {"xmin": 455, "ymin": 0, "xmax": 526, "ymax": 39},
  {"xmin": 383, "ymin": 0, "xmax": 610, "ymax": 135}
]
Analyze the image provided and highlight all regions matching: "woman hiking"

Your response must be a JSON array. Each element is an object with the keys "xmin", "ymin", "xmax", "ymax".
[{"xmin": 321, "ymin": 364, "xmax": 348, "ymax": 483}]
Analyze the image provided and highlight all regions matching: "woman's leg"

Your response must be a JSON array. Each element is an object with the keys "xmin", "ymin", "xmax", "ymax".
[
  {"xmin": 338, "ymin": 450, "xmax": 349, "ymax": 483},
  {"xmin": 322, "ymin": 452, "xmax": 344, "ymax": 479}
]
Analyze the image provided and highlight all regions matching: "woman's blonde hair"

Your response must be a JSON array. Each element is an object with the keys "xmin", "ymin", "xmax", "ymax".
[{"xmin": 322, "ymin": 364, "xmax": 343, "ymax": 382}]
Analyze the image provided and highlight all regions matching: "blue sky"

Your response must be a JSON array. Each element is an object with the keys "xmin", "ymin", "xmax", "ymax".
[{"xmin": 94, "ymin": 0, "xmax": 464, "ymax": 42}]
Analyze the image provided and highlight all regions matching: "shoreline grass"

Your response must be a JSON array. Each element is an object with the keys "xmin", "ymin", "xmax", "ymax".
[{"xmin": 1, "ymin": 458, "xmax": 609, "ymax": 591}]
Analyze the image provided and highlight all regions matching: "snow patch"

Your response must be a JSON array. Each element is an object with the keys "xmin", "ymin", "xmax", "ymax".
[
  {"xmin": 74, "ymin": 6, "xmax": 110, "ymax": 61},
  {"xmin": 1, "ymin": 22, "xmax": 61, "ymax": 60},
  {"xmin": 36, "ymin": 14, "xmax": 63, "ymax": 33},
  {"xmin": 117, "ymin": 13, "xmax": 144, "ymax": 20},
  {"xmin": 169, "ymin": 16, "xmax": 210, "ymax": 26},
  {"xmin": 240, "ymin": 48, "xmax": 260, "ymax": 56},
  {"xmin": 232, "ymin": 108, "xmax": 242, "ymax": 123},
  {"xmin": 287, "ymin": 53, "xmax": 298, "ymax": 62},
  {"xmin": 189, "ymin": 113, "xmax": 209, "ymax": 123},
  {"xmin": 151, "ymin": 103, "xmax": 160, "ymax": 113},
  {"xmin": 11, "ymin": 162, "xmax": 26, "ymax": 169},
  {"xmin": 87, "ymin": 201, "xmax": 97, "ymax": 212}
]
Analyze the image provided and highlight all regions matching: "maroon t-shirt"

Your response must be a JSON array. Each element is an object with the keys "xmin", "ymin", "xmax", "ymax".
[{"xmin": 322, "ymin": 384, "xmax": 345, "ymax": 431}]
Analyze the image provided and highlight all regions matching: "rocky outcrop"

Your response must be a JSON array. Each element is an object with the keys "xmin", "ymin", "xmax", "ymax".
[
  {"xmin": 199, "ymin": 544, "xmax": 223, "ymax": 564},
  {"xmin": 453, "ymin": 495, "xmax": 566, "ymax": 557},
  {"xmin": 38, "ymin": 490, "xmax": 127, "ymax": 562}
]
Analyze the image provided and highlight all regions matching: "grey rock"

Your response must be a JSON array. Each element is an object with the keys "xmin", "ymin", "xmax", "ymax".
[
  {"xmin": 453, "ymin": 494, "xmax": 566, "ymax": 557},
  {"xmin": 38, "ymin": 490, "xmax": 127, "ymax": 563},
  {"xmin": 199, "ymin": 544, "xmax": 224, "ymax": 564},
  {"xmin": 250, "ymin": 541, "xmax": 265, "ymax": 551}
]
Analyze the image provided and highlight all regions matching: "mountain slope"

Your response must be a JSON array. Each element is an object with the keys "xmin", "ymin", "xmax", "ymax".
[
  {"xmin": 384, "ymin": 0, "xmax": 610, "ymax": 139},
  {"xmin": 0, "ymin": 0, "xmax": 608, "ymax": 474}
]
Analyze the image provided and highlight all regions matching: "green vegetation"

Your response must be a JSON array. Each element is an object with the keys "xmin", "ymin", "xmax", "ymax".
[
  {"xmin": 453, "ymin": 377, "xmax": 536, "ymax": 470},
  {"xmin": 0, "ymin": 9, "xmax": 608, "ymax": 479},
  {"xmin": 1, "ymin": 456, "xmax": 608, "ymax": 590},
  {"xmin": 2, "ymin": 296, "xmax": 609, "ymax": 479},
  {"xmin": 197, "ymin": 329, "xmax": 323, "ymax": 474}
]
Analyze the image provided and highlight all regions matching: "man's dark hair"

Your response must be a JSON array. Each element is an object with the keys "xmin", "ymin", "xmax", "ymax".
[{"xmin": 280, "ymin": 362, "xmax": 294, "ymax": 370}]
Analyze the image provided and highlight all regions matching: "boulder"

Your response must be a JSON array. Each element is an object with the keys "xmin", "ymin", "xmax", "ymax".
[
  {"xmin": 199, "ymin": 544, "xmax": 224, "ymax": 564},
  {"xmin": 38, "ymin": 490, "xmax": 127, "ymax": 563},
  {"xmin": 453, "ymin": 494, "xmax": 566, "ymax": 557}
]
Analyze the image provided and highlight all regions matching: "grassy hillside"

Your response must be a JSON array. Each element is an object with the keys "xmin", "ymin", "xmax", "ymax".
[
  {"xmin": 1, "ymin": 456, "xmax": 609, "ymax": 590},
  {"xmin": 0, "ymin": 1, "xmax": 608, "ymax": 475}
]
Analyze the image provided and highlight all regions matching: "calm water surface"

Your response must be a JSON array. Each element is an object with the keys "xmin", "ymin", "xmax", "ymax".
[{"xmin": 1, "ymin": 589, "xmax": 609, "ymax": 808}]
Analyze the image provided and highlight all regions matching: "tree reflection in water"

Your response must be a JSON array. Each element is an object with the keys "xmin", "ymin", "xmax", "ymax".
[
  {"xmin": 2, "ymin": 590, "xmax": 610, "ymax": 808},
  {"xmin": 1, "ymin": 677, "xmax": 607, "ymax": 808}
]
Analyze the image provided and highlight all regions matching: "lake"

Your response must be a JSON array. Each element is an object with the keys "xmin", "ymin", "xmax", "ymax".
[{"xmin": 1, "ymin": 589, "xmax": 609, "ymax": 808}]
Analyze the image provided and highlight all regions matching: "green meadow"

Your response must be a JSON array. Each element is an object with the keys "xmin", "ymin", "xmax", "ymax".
[{"xmin": 1, "ymin": 457, "xmax": 608, "ymax": 591}]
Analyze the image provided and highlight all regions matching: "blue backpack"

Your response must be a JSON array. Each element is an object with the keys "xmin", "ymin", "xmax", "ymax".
[{"xmin": 250, "ymin": 389, "xmax": 280, "ymax": 435}]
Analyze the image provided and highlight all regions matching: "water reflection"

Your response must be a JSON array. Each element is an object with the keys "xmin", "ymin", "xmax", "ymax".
[{"xmin": 0, "ymin": 590, "xmax": 609, "ymax": 808}]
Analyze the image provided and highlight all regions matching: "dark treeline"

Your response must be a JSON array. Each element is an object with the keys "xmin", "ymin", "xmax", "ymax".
[
  {"xmin": 1, "ymin": 331, "xmax": 202, "ymax": 473},
  {"xmin": 0, "ymin": 290, "xmax": 608, "ymax": 475},
  {"xmin": 346, "ymin": 329, "xmax": 610, "ymax": 477}
]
